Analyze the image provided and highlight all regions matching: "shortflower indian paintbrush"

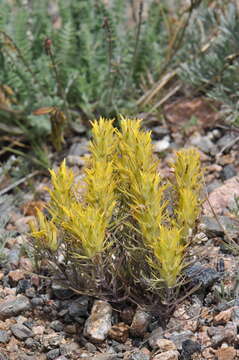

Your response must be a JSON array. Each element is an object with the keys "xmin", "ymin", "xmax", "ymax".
[{"xmin": 30, "ymin": 117, "xmax": 203, "ymax": 294}]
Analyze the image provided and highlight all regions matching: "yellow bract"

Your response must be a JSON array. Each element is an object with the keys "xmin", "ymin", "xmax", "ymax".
[
  {"xmin": 85, "ymin": 161, "xmax": 116, "ymax": 222},
  {"xmin": 172, "ymin": 148, "xmax": 203, "ymax": 237},
  {"xmin": 47, "ymin": 159, "xmax": 76, "ymax": 222},
  {"xmin": 149, "ymin": 226, "xmax": 185, "ymax": 288},
  {"xmin": 29, "ymin": 209, "xmax": 58, "ymax": 252},
  {"xmin": 172, "ymin": 148, "xmax": 202, "ymax": 192},
  {"xmin": 62, "ymin": 203, "xmax": 109, "ymax": 259},
  {"xmin": 89, "ymin": 117, "xmax": 116, "ymax": 162},
  {"xmin": 31, "ymin": 117, "xmax": 117, "ymax": 260}
]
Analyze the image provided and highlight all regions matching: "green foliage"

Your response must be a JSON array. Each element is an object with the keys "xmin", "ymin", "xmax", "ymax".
[
  {"xmin": 2, "ymin": 0, "xmax": 239, "ymax": 165},
  {"xmin": 180, "ymin": 1, "xmax": 239, "ymax": 123},
  {"xmin": 30, "ymin": 118, "xmax": 204, "ymax": 306},
  {"xmin": 0, "ymin": 195, "xmax": 16, "ymax": 266},
  {"xmin": 0, "ymin": 0, "xmax": 174, "ymax": 169}
]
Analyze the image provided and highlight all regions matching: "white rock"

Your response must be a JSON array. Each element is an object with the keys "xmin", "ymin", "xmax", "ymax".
[
  {"xmin": 84, "ymin": 300, "xmax": 112, "ymax": 343},
  {"xmin": 153, "ymin": 136, "xmax": 170, "ymax": 152}
]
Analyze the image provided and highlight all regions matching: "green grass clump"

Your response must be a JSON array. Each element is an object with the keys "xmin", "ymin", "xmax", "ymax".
[{"xmin": 0, "ymin": 0, "xmax": 167, "ymax": 159}]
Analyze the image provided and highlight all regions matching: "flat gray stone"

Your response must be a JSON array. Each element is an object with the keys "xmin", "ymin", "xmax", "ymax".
[
  {"xmin": 47, "ymin": 349, "xmax": 60, "ymax": 360},
  {"xmin": 129, "ymin": 351, "xmax": 150, "ymax": 360},
  {"xmin": 201, "ymin": 215, "xmax": 239, "ymax": 238},
  {"xmin": 50, "ymin": 320, "xmax": 64, "ymax": 332},
  {"xmin": 185, "ymin": 263, "xmax": 219, "ymax": 290},
  {"xmin": 0, "ymin": 330, "xmax": 10, "ymax": 344},
  {"xmin": 87, "ymin": 355, "xmax": 119, "ymax": 360},
  {"xmin": 148, "ymin": 327, "xmax": 163, "ymax": 348},
  {"xmin": 69, "ymin": 296, "xmax": 89, "ymax": 318},
  {"xmin": 69, "ymin": 140, "xmax": 89, "ymax": 156},
  {"xmin": 153, "ymin": 136, "xmax": 170, "ymax": 153},
  {"xmin": 190, "ymin": 134, "xmax": 217, "ymax": 154},
  {"xmin": 169, "ymin": 330, "xmax": 194, "ymax": 350},
  {"xmin": 51, "ymin": 282, "xmax": 74, "ymax": 300},
  {"xmin": 130, "ymin": 309, "xmax": 151, "ymax": 337},
  {"xmin": 0, "ymin": 295, "xmax": 31, "ymax": 320},
  {"xmin": 207, "ymin": 322, "xmax": 236, "ymax": 346},
  {"xmin": 11, "ymin": 323, "xmax": 33, "ymax": 340}
]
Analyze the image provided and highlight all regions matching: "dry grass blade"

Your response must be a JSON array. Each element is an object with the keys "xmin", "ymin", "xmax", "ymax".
[{"xmin": 136, "ymin": 70, "xmax": 177, "ymax": 107}]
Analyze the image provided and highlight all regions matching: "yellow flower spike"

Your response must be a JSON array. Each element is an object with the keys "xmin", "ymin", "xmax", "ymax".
[
  {"xmin": 176, "ymin": 188, "xmax": 200, "ymax": 236},
  {"xmin": 30, "ymin": 209, "xmax": 59, "ymax": 252},
  {"xmin": 89, "ymin": 117, "xmax": 116, "ymax": 162},
  {"xmin": 62, "ymin": 205, "xmax": 108, "ymax": 259},
  {"xmin": 117, "ymin": 116, "xmax": 157, "ymax": 177},
  {"xmin": 171, "ymin": 148, "xmax": 203, "ymax": 236},
  {"xmin": 172, "ymin": 148, "xmax": 203, "ymax": 192},
  {"xmin": 149, "ymin": 226, "xmax": 186, "ymax": 288},
  {"xmin": 85, "ymin": 160, "xmax": 116, "ymax": 222},
  {"xmin": 129, "ymin": 172, "xmax": 168, "ymax": 247},
  {"xmin": 116, "ymin": 117, "xmax": 166, "ymax": 248},
  {"xmin": 84, "ymin": 117, "xmax": 117, "ymax": 228},
  {"xmin": 47, "ymin": 159, "xmax": 76, "ymax": 221}
]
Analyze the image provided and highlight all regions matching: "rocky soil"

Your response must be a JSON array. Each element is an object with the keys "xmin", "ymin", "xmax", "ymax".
[{"xmin": 1, "ymin": 98, "xmax": 239, "ymax": 360}]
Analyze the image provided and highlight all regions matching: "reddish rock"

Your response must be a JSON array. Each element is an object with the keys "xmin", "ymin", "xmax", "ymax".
[
  {"xmin": 203, "ymin": 176, "xmax": 239, "ymax": 215},
  {"xmin": 8, "ymin": 270, "xmax": 25, "ymax": 285},
  {"xmin": 19, "ymin": 257, "xmax": 33, "ymax": 272},
  {"xmin": 108, "ymin": 322, "xmax": 129, "ymax": 343},
  {"xmin": 197, "ymin": 326, "xmax": 212, "ymax": 347},
  {"xmin": 32, "ymin": 325, "xmax": 45, "ymax": 336},
  {"xmin": 164, "ymin": 98, "xmax": 220, "ymax": 130},
  {"xmin": 202, "ymin": 347, "xmax": 216, "ymax": 359},
  {"xmin": 216, "ymin": 346, "xmax": 236, "ymax": 360},
  {"xmin": 15, "ymin": 215, "xmax": 35, "ymax": 233},
  {"xmin": 6, "ymin": 336, "xmax": 20, "ymax": 352},
  {"xmin": 214, "ymin": 308, "xmax": 233, "ymax": 325},
  {"xmin": 31, "ymin": 274, "xmax": 41, "ymax": 288},
  {"xmin": 21, "ymin": 200, "xmax": 46, "ymax": 216}
]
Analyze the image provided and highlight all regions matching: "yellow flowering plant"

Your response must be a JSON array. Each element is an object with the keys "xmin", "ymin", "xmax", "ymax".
[{"xmin": 30, "ymin": 117, "xmax": 204, "ymax": 306}]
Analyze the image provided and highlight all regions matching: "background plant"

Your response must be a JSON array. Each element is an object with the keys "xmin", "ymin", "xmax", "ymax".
[
  {"xmin": 0, "ymin": 0, "xmax": 208, "ymax": 168},
  {"xmin": 30, "ymin": 117, "xmax": 204, "ymax": 314},
  {"xmin": 0, "ymin": 194, "xmax": 17, "ymax": 266},
  {"xmin": 0, "ymin": 0, "xmax": 167, "ymax": 148},
  {"xmin": 179, "ymin": 0, "xmax": 239, "ymax": 124},
  {"xmin": 2, "ymin": 0, "xmax": 237, "ymax": 171}
]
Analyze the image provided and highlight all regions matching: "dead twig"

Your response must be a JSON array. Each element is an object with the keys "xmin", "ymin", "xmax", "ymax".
[
  {"xmin": 0, "ymin": 171, "xmax": 40, "ymax": 196},
  {"xmin": 145, "ymin": 84, "xmax": 182, "ymax": 117},
  {"xmin": 216, "ymin": 135, "xmax": 239, "ymax": 159},
  {"xmin": 136, "ymin": 70, "xmax": 178, "ymax": 106}
]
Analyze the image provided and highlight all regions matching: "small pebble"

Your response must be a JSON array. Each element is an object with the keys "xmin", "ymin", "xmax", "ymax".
[
  {"xmin": 50, "ymin": 320, "xmax": 64, "ymax": 332},
  {"xmin": 0, "ymin": 330, "xmax": 10, "ymax": 344},
  {"xmin": 47, "ymin": 349, "xmax": 60, "ymax": 360},
  {"xmin": 11, "ymin": 324, "xmax": 33, "ymax": 340}
]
